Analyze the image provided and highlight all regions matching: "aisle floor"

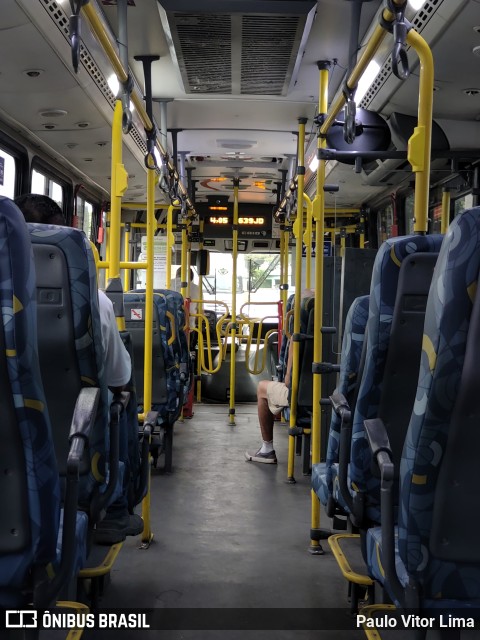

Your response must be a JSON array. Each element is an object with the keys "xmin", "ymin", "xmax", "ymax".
[{"xmin": 84, "ymin": 403, "xmax": 365, "ymax": 639}]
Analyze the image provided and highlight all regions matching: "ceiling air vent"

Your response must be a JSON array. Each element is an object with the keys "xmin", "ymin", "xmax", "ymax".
[{"xmin": 157, "ymin": 1, "xmax": 316, "ymax": 95}]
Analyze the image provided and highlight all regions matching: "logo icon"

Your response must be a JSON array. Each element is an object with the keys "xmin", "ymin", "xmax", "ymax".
[{"xmin": 5, "ymin": 611, "xmax": 38, "ymax": 628}]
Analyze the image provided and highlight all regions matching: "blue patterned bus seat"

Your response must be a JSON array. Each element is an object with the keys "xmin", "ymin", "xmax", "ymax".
[
  {"xmin": 0, "ymin": 198, "xmax": 85, "ymax": 606},
  {"xmin": 312, "ymin": 295, "xmax": 369, "ymax": 511},
  {"xmin": 28, "ymin": 224, "xmax": 119, "ymax": 509},
  {"xmin": 367, "ymin": 208, "xmax": 480, "ymax": 609},
  {"xmin": 125, "ymin": 289, "xmax": 190, "ymax": 425},
  {"xmin": 349, "ymin": 234, "xmax": 443, "ymax": 523}
]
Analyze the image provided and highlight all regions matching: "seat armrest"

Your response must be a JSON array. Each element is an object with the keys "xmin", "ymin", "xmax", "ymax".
[
  {"xmin": 330, "ymin": 391, "xmax": 350, "ymax": 418},
  {"xmin": 92, "ymin": 391, "xmax": 128, "ymax": 519},
  {"xmin": 36, "ymin": 387, "xmax": 100, "ymax": 608},
  {"xmin": 134, "ymin": 410, "xmax": 159, "ymax": 506},
  {"xmin": 364, "ymin": 418, "xmax": 393, "ymax": 470},
  {"xmin": 331, "ymin": 392, "xmax": 355, "ymax": 516},
  {"xmin": 364, "ymin": 418, "xmax": 404, "ymax": 605}
]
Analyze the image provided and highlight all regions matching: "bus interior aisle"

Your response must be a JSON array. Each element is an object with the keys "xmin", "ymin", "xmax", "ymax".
[{"xmin": 90, "ymin": 404, "xmax": 363, "ymax": 640}]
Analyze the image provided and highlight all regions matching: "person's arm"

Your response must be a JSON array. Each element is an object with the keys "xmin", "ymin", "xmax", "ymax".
[
  {"xmin": 98, "ymin": 291, "xmax": 131, "ymax": 392},
  {"xmin": 284, "ymin": 338, "xmax": 294, "ymax": 387}
]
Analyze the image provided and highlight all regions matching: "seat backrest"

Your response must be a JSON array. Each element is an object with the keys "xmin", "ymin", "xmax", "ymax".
[
  {"xmin": 124, "ymin": 295, "xmax": 168, "ymax": 406},
  {"xmin": 28, "ymin": 223, "xmax": 109, "ymax": 506},
  {"xmin": 297, "ymin": 295, "xmax": 315, "ymax": 408},
  {"xmin": 0, "ymin": 197, "xmax": 60, "ymax": 605},
  {"xmin": 118, "ymin": 330, "xmax": 145, "ymax": 508},
  {"xmin": 324, "ymin": 294, "xmax": 369, "ymax": 497},
  {"xmin": 350, "ymin": 234, "xmax": 443, "ymax": 518},
  {"xmin": 278, "ymin": 293, "xmax": 295, "ymax": 382},
  {"xmin": 399, "ymin": 207, "xmax": 480, "ymax": 602},
  {"xmin": 125, "ymin": 289, "xmax": 189, "ymax": 422}
]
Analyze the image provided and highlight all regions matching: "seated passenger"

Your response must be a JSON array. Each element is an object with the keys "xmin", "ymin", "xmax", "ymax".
[
  {"xmin": 15, "ymin": 193, "xmax": 142, "ymax": 543},
  {"xmin": 244, "ymin": 343, "xmax": 293, "ymax": 464}
]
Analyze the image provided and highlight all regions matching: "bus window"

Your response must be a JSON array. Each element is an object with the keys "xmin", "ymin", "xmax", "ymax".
[
  {"xmin": 202, "ymin": 253, "xmax": 286, "ymax": 319},
  {"xmin": 31, "ymin": 168, "xmax": 46, "ymax": 195},
  {"xmin": 75, "ymin": 194, "xmax": 94, "ymax": 238},
  {"xmin": 0, "ymin": 147, "xmax": 16, "ymax": 198},
  {"xmin": 50, "ymin": 180, "xmax": 63, "ymax": 207},
  {"xmin": 377, "ymin": 203, "xmax": 394, "ymax": 243},
  {"xmin": 405, "ymin": 193, "xmax": 415, "ymax": 234},
  {"xmin": 31, "ymin": 168, "xmax": 64, "ymax": 209},
  {"xmin": 454, "ymin": 193, "xmax": 474, "ymax": 217}
]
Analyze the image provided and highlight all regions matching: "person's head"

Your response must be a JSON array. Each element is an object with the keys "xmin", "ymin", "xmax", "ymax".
[
  {"xmin": 175, "ymin": 267, "xmax": 194, "ymax": 281},
  {"xmin": 14, "ymin": 194, "xmax": 66, "ymax": 225}
]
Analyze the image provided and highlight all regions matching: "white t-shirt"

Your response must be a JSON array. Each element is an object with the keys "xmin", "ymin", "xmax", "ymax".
[
  {"xmin": 171, "ymin": 278, "xmax": 199, "ymax": 329},
  {"xmin": 98, "ymin": 290, "xmax": 132, "ymax": 388}
]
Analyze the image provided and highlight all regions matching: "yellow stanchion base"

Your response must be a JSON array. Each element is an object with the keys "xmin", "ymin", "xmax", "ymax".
[{"xmin": 140, "ymin": 531, "xmax": 154, "ymax": 549}]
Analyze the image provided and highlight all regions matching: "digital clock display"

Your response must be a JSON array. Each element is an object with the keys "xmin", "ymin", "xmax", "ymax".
[
  {"xmin": 208, "ymin": 216, "xmax": 229, "ymax": 224},
  {"xmin": 208, "ymin": 216, "xmax": 265, "ymax": 225}
]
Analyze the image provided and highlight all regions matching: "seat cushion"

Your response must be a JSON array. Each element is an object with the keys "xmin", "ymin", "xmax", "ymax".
[{"xmin": 312, "ymin": 462, "xmax": 350, "ymax": 513}]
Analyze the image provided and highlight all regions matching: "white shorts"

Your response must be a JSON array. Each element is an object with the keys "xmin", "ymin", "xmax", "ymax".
[{"xmin": 266, "ymin": 381, "xmax": 289, "ymax": 415}]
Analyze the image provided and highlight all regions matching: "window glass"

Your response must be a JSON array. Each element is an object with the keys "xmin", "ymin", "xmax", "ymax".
[
  {"xmin": 83, "ymin": 200, "xmax": 93, "ymax": 239},
  {"xmin": 0, "ymin": 148, "xmax": 16, "ymax": 198},
  {"xmin": 454, "ymin": 193, "xmax": 474, "ymax": 217},
  {"xmin": 405, "ymin": 193, "xmax": 415, "ymax": 234},
  {"xmin": 49, "ymin": 180, "xmax": 63, "ymax": 208},
  {"xmin": 31, "ymin": 169, "xmax": 46, "ymax": 195},
  {"xmin": 31, "ymin": 169, "xmax": 64, "ymax": 211},
  {"xmin": 198, "ymin": 252, "xmax": 285, "ymax": 319},
  {"xmin": 377, "ymin": 204, "xmax": 394, "ymax": 244}
]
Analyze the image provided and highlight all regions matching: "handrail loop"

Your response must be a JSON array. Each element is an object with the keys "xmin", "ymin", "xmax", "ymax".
[
  {"xmin": 342, "ymin": 84, "xmax": 357, "ymax": 145},
  {"xmin": 69, "ymin": 0, "xmax": 90, "ymax": 73},
  {"xmin": 384, "ymin": 0, "xmax": 411, "ymax": 80}
]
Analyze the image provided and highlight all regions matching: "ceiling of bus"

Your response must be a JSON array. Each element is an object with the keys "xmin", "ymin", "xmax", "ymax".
[{"xmin": 1, "ymin": 0, "xmax": 479, "ymax": 211}]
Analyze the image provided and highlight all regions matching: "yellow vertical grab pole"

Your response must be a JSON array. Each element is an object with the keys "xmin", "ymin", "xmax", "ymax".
[
  {"xmin": 441, "ymin": 189, "xmax": 451, "ymax": 235},
  {"xmin": 141, "ymin": 160, "xmax": 156, "ymax": 545},
  {"xmin": 280, "ymin": 224, "xmax": 290, "ymax": 424},
  {"xmin": 310, "ymin": 61, "xmax": 330, "ymax": 553},
  {"xmin": 229, "ymin": 179, "xmax": 240, "ymax": 425},
  {"xmin": 180, "ymin": 226, "xmax": 188, "ymax": 299},
  {"xmin": 105, "ymin": 212, "xmax": 110, "ymax": 283},
  {"xmin": 196, "ymin": 219, "xmax": 204, "ymax": 402},
  {"xmin": 166, "ymin": 205, "xmax": 174, "ymax": 289},
  {"xmin": 178, "ymin": 223, "xmax": 189, "ymax": 422},
  {"xmin": 282, "ymin": 226, "xmax": 290, "ymax": 327},
  {"xmin": 123, "ymin": 222, "xmax": 131, "ymax": 291},
  {"xmin": 359, "ymin": 214, "xmax": 365, "ymax": 249},
  {"xmin": 406, "ymin": 29, "xmax": 434, "ymax": 234},
  {"xmin": 303, "ymin": 194, "xmax": 313, "ymax": 290},
  {"xmin": 287, "ymin": 117, "xmax": 307, "ymax": 483},
  {"xmin": 109, "ymin": 101, "xmax": 125, "ymax": 283}
]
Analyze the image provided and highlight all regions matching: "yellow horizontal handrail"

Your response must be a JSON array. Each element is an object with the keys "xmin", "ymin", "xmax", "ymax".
[
  {"xmin": 193, "ymin": 310, "xmax": 230, "ymax": 374},
  {"xmin": 98, "ymin": 262, "xmax": 148, "ymax": 269},
  {"xmin": 244, "ymin": 327, "xmax": 279, "ymax": 375}
]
